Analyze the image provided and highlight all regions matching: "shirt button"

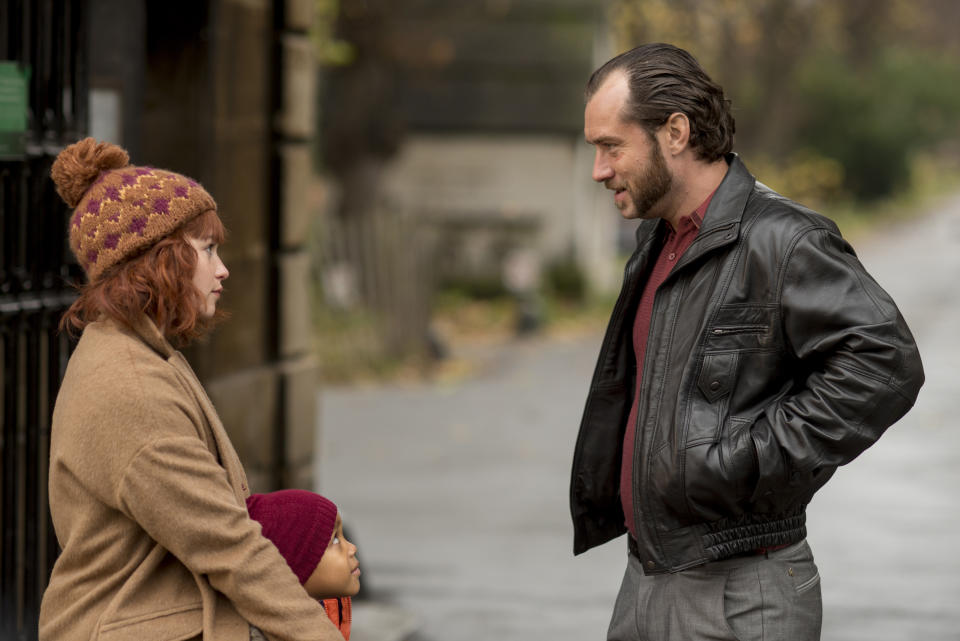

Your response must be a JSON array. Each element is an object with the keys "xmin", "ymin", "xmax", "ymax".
[
  {"xmin": 710, "ymin": 381, "xmax": 721, "ymax": 391},
  {"xmin": 667, "ymin": 252, "xmax": 676, "ymax": 260},
  {"xmin": 646, "ymin": 561, "xmax": 656, "ymax": 569}
]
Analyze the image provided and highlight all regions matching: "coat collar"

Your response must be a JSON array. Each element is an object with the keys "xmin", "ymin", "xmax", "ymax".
[
  {"xmin": 673, "ymin": 153, "xmax": 754, "ymax": 266},
  {"xmin": 697, "ymin": 153, "xmax": 755, "ymax": 238},
  {"xmin": 130, "ymin": 314, "xmax": 250, "ymax": 500},
  {"xmin": 129, "ymin": 314, "xmax": 176, "ymax": 359},
  {"xmin": 87, "ymin": 314, "xmax": 250, "ymax": 500},
  {"xmin": 629, "ymin": 153, "xmax": 755, "ymax": 267}
]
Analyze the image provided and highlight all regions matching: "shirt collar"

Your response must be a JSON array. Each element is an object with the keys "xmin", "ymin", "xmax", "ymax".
[{"xmin": 670, "ymin": 188, "xmax": 715, "ymax": 234}]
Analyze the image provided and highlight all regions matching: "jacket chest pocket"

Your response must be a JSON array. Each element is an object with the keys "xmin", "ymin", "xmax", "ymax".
[
  {"xmin": 698, "ymin": 351, "xmax": 739, "ymax": 403},
  {"xmin": 703, "ymin": 305, "xmax": 777, "ymax": 352},
  {"xmin": 685, "ymin": 306, "xmax": 775, "ymax": 446},
  {"xmin": 688, "ymin": 352, "xmax": 740, "ymax": 445}
]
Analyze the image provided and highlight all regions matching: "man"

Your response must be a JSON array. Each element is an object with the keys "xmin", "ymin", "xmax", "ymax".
[{"xmin": 569, "ymin": 43, "xmax": 924, "ymax": 641}]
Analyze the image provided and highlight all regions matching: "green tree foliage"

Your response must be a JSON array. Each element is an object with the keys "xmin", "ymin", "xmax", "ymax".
[
  {"xmin": 312, "ymin": 0, "xmax": 355, "ymax": 65},
  {"xmin": 608, "ymin": 0, "xmax": 960, "ymax": 202},
  {"xmin": 795, "ymin": 48, "xmax": 960, "ymax": 200}
]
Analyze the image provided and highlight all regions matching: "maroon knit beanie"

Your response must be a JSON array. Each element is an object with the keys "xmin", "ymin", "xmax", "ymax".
[{"xmin": 246, "ymin": 489, "xmax": 339, "ymax": 584}]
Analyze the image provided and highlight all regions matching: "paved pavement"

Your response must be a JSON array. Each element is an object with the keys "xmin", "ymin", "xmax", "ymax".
[
  {"xmin": 316, "ymin": 193, "xmax": 960, "ymax": 641},
  {"xmin": 805, "ymin": 194, "xmax": 960, "ymax": 640}
]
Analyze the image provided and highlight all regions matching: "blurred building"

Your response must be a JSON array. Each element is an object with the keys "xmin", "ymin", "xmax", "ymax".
[
  {"xmin": 2, "ymin": 1, "xmax": 317, "ymax": 637},
  {"xmin": 319, "ymin": 0, "xmax": 619, "ymax": 315},
  {"xmin": 389, "ymin": 0, "xmax": 618, "ymax": 293}
]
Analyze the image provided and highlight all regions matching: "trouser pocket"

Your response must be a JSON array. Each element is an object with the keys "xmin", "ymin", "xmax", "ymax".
[{"xmin": 724, "ymin": 541, "xmax": 822, "ymax": 641}]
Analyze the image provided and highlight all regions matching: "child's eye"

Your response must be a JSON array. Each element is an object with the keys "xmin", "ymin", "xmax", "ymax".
[
  {"xmin": 205, "ymin": 244, "xmax": 216, "ymax": 255},
  {"xmin": 330, "ymin": 536, "xmax": 340, "ymax": 546}
]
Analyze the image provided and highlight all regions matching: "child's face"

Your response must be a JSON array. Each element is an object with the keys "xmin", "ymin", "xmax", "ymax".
[{"xmin": 304, "ymin": 514, "xmax": 361, "ymax": 599}]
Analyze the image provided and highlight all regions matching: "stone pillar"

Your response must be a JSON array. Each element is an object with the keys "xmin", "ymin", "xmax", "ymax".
[
  {"xmin": 272, "ymin": 0, "xmax": 320, "ymax": 491},
  {"xmin": 199, "ymin": 0, "xmax": 276, "ymax": 491},
  {"xmin": 198, "ymin": 0, "xmax": 319, "ymax": 493}
]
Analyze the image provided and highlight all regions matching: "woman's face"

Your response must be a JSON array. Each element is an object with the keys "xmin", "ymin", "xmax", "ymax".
[{"xmin": 188, "ymin": 236, "xmax": 229, "ymax": 318}]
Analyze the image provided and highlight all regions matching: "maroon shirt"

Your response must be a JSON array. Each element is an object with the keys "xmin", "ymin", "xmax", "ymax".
[{"xmin": 620, "ymin": 193, "xmax": 714, "ymax": 538}]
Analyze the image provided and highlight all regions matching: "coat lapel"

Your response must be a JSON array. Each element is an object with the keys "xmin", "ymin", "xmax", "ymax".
[{"xmin": 130, "ymin": 316, "xmax": 250, "ymax": 502}]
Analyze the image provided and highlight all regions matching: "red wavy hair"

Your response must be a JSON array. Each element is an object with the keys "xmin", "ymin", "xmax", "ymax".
[{"xmin": 60, "ymin": 210, "xmax": 227, "ymax": 346}]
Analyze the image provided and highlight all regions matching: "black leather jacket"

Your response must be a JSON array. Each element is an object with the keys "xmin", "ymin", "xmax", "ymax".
[{"xmin": 569, "ymin": 155, "xmax": 924, "ymax": 573}]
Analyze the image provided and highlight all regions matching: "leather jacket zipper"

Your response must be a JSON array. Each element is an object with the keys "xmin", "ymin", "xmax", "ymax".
[{"xmin": 711, "ymin": 324, "xmax": 767, "ymax": 336}]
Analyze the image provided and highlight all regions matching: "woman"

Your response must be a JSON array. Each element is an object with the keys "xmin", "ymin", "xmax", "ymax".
[{"xmin": 39, "ymin": 139, "xmax": 342, "ymax": 641}]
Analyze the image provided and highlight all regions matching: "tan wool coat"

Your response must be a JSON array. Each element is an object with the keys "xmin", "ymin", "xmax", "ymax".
[{"xmin": 39, "ymin": 317, "xmax": 342, "ymax": 641}]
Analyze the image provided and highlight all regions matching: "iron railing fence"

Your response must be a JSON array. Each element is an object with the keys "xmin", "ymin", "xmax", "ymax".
[{"xmin": 1, "ymin": 1, "xmax": 87, "ymax": 639}]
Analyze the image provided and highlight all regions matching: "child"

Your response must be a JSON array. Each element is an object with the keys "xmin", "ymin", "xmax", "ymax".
[{"xmin": 246, "ymin": 489, "xmax": 361, "ymax": 640}]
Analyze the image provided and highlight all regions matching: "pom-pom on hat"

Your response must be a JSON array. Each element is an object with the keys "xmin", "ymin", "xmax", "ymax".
[
  {"xmin": 51, "ymin": 137, "xmax": 217, "ymax": 281},
  {"xmin": 246, "ymin": 489, "xmax": 339, "ymax": 585}
]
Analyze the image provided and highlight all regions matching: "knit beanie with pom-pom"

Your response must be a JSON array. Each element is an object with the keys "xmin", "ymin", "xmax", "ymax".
[
  {"xmin": 50, "ymin": 137, "xmax": 217, "ymax": 281},
  {"xmin": 246, "ymin": 490, "xmax": 340, "ymax": 585}
]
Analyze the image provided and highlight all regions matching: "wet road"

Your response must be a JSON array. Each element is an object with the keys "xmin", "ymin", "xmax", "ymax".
[
  {"xmin": 318, "ymin": 193, "xmax": 960, "ymax": 641},
  {"xmin": 806, "ymin": 194, "xmax": 960, "ymax": 640}
]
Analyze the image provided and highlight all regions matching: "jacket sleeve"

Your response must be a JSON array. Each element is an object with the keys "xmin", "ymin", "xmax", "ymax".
[
  {"xmin": 750, "ymin": 225, "xmax": 924, "ymax": 505},
  {"xmin": 118, "ymin": 435, "xmax": 344, "ymax": 641}
]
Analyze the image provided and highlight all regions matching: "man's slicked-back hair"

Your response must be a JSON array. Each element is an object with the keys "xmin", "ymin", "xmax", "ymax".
[{"xmin": 585, "ymin": 43, "xmax": 735, "ymax": 162}]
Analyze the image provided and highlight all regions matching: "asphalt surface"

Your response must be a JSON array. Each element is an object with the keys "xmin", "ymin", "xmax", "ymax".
[
  {"xmin": 805, "ymin": 194, "xmax": 960, "ymax": 641},
  {"xmin": 317, "ymin": 193, "xmax": 960, "ymax": 641}
]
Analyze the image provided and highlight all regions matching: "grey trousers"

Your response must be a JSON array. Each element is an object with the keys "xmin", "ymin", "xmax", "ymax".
[{"xmin": 607, "ymin": 540, "xmax": 822, "ymax": 641}]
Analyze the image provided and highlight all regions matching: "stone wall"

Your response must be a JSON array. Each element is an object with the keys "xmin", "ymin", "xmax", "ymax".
[
  {"xmin": 202, "ymin": 0, "xmax": 320, "ymax": 493},
  {"xmin": 109, "ymin": 0, "xmax": 320, "ymax": 493},
  {"xmin": 272, "ymin": 0, "xmax": 321, "ymax": 491}
]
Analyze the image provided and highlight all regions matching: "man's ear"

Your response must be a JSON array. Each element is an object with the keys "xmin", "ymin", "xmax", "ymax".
[{"xmin": 662, "ymin": 112, "xmax": 690, "ymax": 155}]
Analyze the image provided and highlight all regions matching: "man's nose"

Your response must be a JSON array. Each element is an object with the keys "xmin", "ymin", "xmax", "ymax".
[{"xmin": 592, "ymin": 152, "xmax": 613, "ymax": 183}]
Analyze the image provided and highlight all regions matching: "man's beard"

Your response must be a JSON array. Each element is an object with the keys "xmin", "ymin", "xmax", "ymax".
[{"xmin": 627, "ymin": 143, "xmax": 672, "ymax": 218}]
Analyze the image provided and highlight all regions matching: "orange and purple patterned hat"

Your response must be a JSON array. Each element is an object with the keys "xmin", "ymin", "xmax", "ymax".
[{"xmin": 51, "ymin": 138, "xmax": 217, "ymax": 281}]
